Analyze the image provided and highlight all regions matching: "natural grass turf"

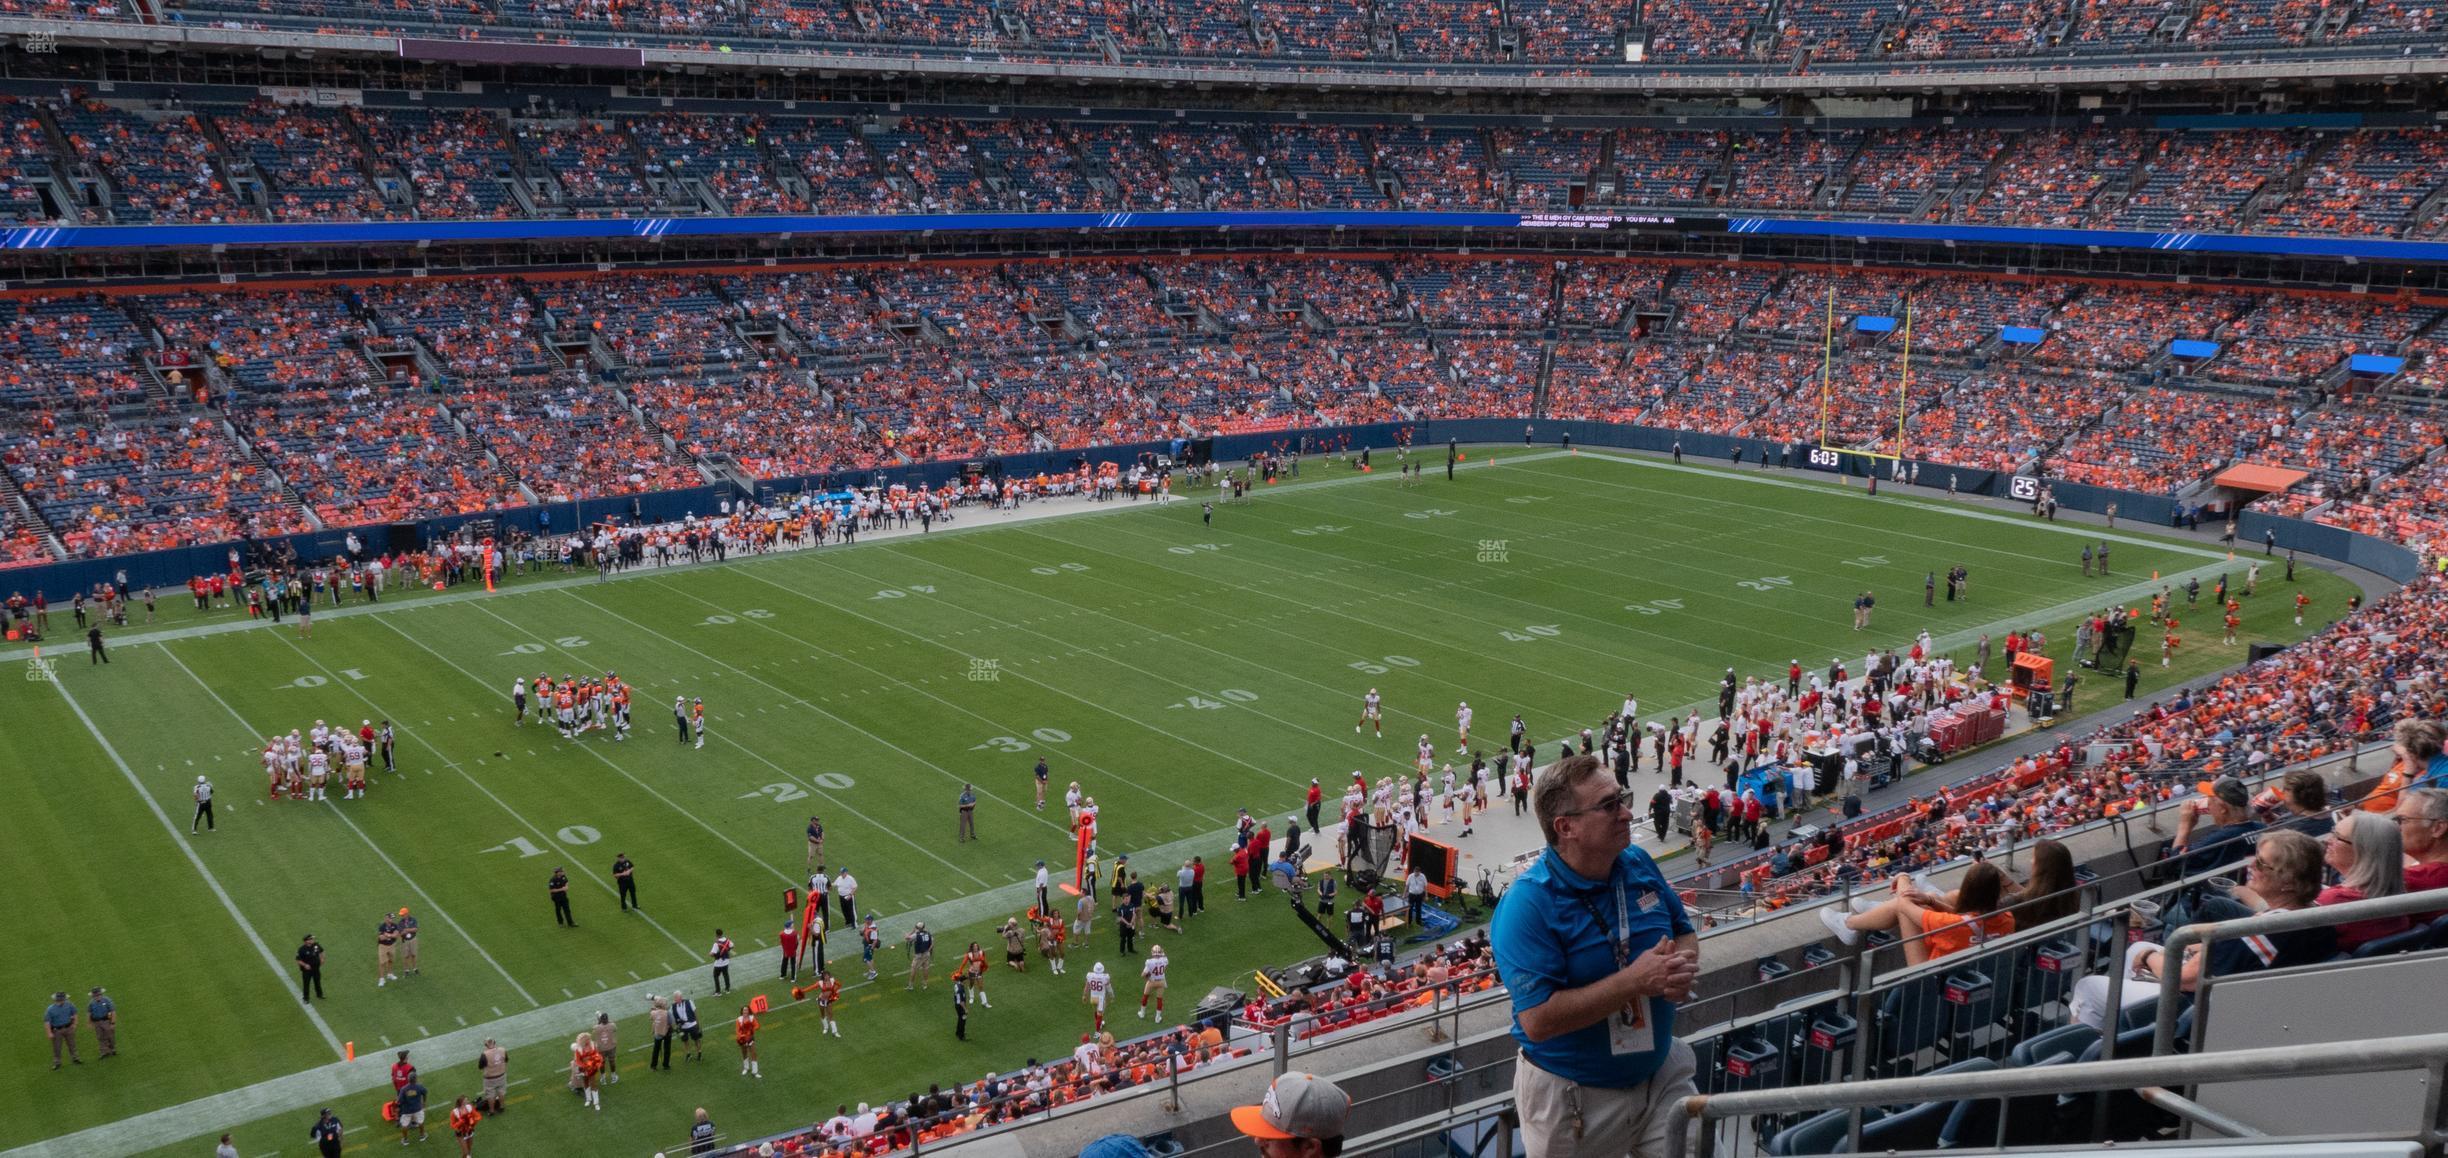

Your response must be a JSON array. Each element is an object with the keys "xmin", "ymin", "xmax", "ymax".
[{"xmin": 1, "ymin": 448, "xmax": 2358, "ymax": 1156}]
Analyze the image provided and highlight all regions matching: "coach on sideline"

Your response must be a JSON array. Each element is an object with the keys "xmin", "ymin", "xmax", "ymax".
[{"xmin": 1492, "ymin": 754, "xmax": 1701, "ymax": 1156}]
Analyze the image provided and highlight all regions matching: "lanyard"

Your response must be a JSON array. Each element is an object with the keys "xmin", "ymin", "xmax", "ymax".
[{"xmin": 1561, "ymin": 854, "xmax": 1635, "ymax": 971}]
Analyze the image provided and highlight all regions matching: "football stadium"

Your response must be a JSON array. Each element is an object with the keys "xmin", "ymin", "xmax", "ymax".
[{"xmin": 0, "ymin": 6, "xmax": 2444, "ymax": 1158}]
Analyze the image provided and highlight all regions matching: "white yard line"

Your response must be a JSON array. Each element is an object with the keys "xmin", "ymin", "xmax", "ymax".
[
  {"xmin": 44, "ymin": 676, "xmax": 348, "ymax": 1062},
  {"xmin": 156, "ymin": 642, "xmax": 542, "ymax": 1010}
]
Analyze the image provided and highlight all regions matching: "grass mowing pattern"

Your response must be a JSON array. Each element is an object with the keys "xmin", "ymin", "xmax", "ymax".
[{"xmin": 0, "ymin": 448, "xmax": 2357, "ymax": 1156}]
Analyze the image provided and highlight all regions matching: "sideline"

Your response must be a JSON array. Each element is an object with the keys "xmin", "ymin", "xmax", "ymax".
[{"xmin": 0, "ymin": 452, "xmax": 1554, "ymax": 668}]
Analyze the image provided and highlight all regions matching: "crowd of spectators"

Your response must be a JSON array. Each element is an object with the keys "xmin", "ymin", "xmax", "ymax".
[
  {"xmin": 355, "ymin": 107, "xmax": 521, "ymax": 221},
  {"xmin": 1374, "ymin": 127, "xmax": 1498, "ymax": 211},
  {"xmin": 111, "ymin": 0, "xmax": 2447, "ymax": 60},
  {"xmin": 1403, "ymin": 258, "xmax": 1554, "ymax": 329},
  {"xmin": 512, "ymin": 116, "xmax": 660, "ymax": 215},
  {"xmin": 236, "ymin": 385, "xmax": 512, "ymax": 525},
  {"xmin": 2255, "ymin": 129, "xmax": 2448, "ymax": 238},
  {"xmin": 1155, "ymin": 261, "xmax": 1273, "ymax": 331},
  {"xmin": 211, "ymin": 102, "xmax": 397, "ymax": 222},
  {"xmin": 2204, "ymin": 296, "xmax": 2441, "ymax": 385},
  {"xmin": 15, "ymin": 105, "xmax": 2448, "ymax": 245},
  {"xmin": 530, "ymin": 275, "xmax": 749, "ymax": 368},
  {"xmin": 0, "ymin": 259, "xmax": 2442, "ymax": 562},
  {"xmin": 718, "ymin": 271, "xmax": 897, "ymax": 357},
  {"xmin": 761, "ymin": 119, "xmax": 913, "ymax": 216},
  {"xmin": 1005, "ymin": 261, "xmax": 1175, "ymax": 339},
  {"xmin": 2036, "ymin": 285, "xmax": 2255, "ymax": 372},
  {"xmin": 1835, "ymin": 128, "xmax": 2007, "ymax": 218},
  {"xmin": 352, "ymin": 278, "xmax": 554, "ymax": 378},
  {"xmin": 966, "ymin": 120, "xmax": 1112, "ymax": 214},
  {"xmin": 1959, "ymin": 128, "xmax": 2153, "ymax": 227},
  {"xmin": 2109, "ymin": 130, "xmax": 2309, "ymax": 233},
  {"xmin": 2049, "ymin": 384, "xmax": 2295, "ymax": 492},
  {"xmin": 4, "ymin": 410, "xmax": 309, "ymax": 554},
  {"xmin": 1899, "ymin": 369, "xmax": 2127, "ymax": 471},
  {"xmin": 0, "ymin": 296, "xmax": 153, "ymax": 408},
  {"xmin": 147, "ymin": 288, "xmax": 385, "ymax": 393},
  {"xmin": 632, "ymin": 367, "xmax": 867, "ymax": 479},
  {"xmin": 628, "ymin": 113, "xmax": 806, "ymax": 217},
  {"xmin": 454, "ymin": 372, "xmax": 705, "ymax": 503},
  {"xmin": 51, "ymin": 99, "xmax": 256, "ymax": 224},
  {"xmin": 1722, "ymin": 129, "xmax": 1854, "ymax": 211},
  {"xmin": 1556, "ymin": 262, "xmax": 1668, "ymax": 329}
]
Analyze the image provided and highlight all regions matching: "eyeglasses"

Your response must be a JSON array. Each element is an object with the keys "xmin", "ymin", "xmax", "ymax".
[
  {"xmin": 1559, "ymin": 790, "xmax": 1636, "ymax": 820},
  {"xmin": 2395, "ymin": 814, "xmax": 2445, "ymax": 826}
]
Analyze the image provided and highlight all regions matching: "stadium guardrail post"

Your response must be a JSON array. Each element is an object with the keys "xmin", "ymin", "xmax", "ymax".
[{"xmin": 1272, "ymin": 1019, "xmax": 1292, "ymax": 1076}]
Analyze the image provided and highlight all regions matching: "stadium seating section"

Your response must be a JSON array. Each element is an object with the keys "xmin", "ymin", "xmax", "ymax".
[
  {"xmin": 11, "ymin": 101, "xmax": 2446, "ymax": 251},
  {"xmin": 103, "ymin": 0, "xmax": 2435, "ymax": 63},
  {"xmin": 5, "ymin": 258, "xmax": 2443, "ymax": 564}
]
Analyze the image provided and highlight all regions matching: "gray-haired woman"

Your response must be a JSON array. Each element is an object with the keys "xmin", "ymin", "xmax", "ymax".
[{"xmin": 2317, "ymin": 811, "xmax": 2409, "ymax": 951}]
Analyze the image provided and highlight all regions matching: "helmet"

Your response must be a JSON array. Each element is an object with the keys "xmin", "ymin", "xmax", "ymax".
[
  {"xmin": 197, "ymin": 775, "xmax": 207, "ymax": 784},
  {"xmin": 1094, "ymin": 962, "xmax": 1106, "ymax": 973}
]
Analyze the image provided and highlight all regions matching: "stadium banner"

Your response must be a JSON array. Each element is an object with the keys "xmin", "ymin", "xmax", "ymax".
[{"xmin": 9, "ymin": 211, "xmax": 2448, "ymax": 262}]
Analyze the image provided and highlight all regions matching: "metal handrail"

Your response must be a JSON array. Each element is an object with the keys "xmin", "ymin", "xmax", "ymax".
[
  {"xmin": 2151, "ymin": 887, "xmax": 2448, "ymax": 1056},
  {"xmin": 1664, "ymin": 1030, "xmax": 2448, "ymax": 1158}
]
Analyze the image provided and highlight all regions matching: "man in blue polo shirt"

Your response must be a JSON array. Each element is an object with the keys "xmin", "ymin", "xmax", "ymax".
[{"xmin": 1493, "ymin": 755, "xmax": 1700, "ymax": 1156}]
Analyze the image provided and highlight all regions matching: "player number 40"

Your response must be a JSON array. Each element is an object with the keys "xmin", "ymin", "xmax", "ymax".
[{"xmin": 1347, "ymin": 655, "xmax": 1422, "ymax": 675}]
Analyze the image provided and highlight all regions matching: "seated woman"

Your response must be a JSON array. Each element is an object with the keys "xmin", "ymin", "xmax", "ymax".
[
  {"xmin": 1820, "ymin": 861, "xmax": 2015, "ymax": 965},
  {"xmin": 2068, "ymin": 829, "xmax": 2336, "ymax": 1030},
  {"xmin": 2006, "ymin": 838, "xmax": 2082, "ymax": 931},
  {"xmin": 2315, "ymin": 812, "xmax": 2409, "ymax": 952}
]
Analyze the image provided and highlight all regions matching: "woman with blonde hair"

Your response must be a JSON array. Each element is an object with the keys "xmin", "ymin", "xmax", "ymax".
[{"xmin": 571, "ymin": 1033, "xmax": 604, "ymax": 1111}]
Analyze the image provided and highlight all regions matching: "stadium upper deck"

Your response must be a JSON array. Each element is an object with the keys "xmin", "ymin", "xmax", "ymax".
[
  {"xmin": 11, "ymin": 0, "xmax": 2437, "ymax": 72},
  {"xmin": 7, "ymin": 99, "xmax": 2448, "ymax": 245}
]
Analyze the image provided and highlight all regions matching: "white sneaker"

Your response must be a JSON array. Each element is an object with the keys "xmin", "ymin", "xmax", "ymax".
[
  {"xmin": 1849, "ymin": 896, "xmax": 1882, "ymax": 915},
  {"xmin": 1821, "ymin": 906, "xmax": 1863, "ymax": 947}
]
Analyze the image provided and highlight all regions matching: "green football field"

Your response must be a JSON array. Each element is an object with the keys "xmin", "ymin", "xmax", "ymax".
[{"xmin": 0, "ymin": 447, "xmax": 2355, "ymax": 1157}]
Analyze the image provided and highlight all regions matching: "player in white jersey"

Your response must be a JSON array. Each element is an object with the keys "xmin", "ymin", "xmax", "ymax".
[
  {"xmin": 1456, "ymin": 701, "xmax": 1472, "ymax": 747},
  {"xmin": 1082, "ymin": 962, "xmax": 1113, "ymax": 1032},
  {"xmin": 310, "ymin": 719, "xmax": 330, "ymax": 752},
  {"xmin": 1416, "ymin": 735, "xmax": 1436, "ymax": 776},
  {"xmin": 1137, "ymin": 945, "xmax": 1169, "ymax": 1019},
  {"xmin": 342, "ymin": 740, "xmax": 367, "ymax": 799},
  {"xmin": 306, "ymin": 749, "xmax": 330, "ymax": 801},
  {"xmin": 263, "ymin": 741, "xmax": 284, "ymax": 799},
  {"xmin": 1356, "ymin": 689, "xmax": 1382, "ymax": 737},
  {"xmin": 1439, "ymin": 766, "xmax": 1457, "ymax": 821}
]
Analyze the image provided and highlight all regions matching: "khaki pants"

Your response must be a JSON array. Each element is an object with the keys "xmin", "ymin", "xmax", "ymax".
[
  {"xmin": 94, "ymin": 1019, "xmax": 116, "ymax": 1056},
  {"xmin": 1513, "ymin": 1040, "xmax": 1696, "ymax": 1158}
]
